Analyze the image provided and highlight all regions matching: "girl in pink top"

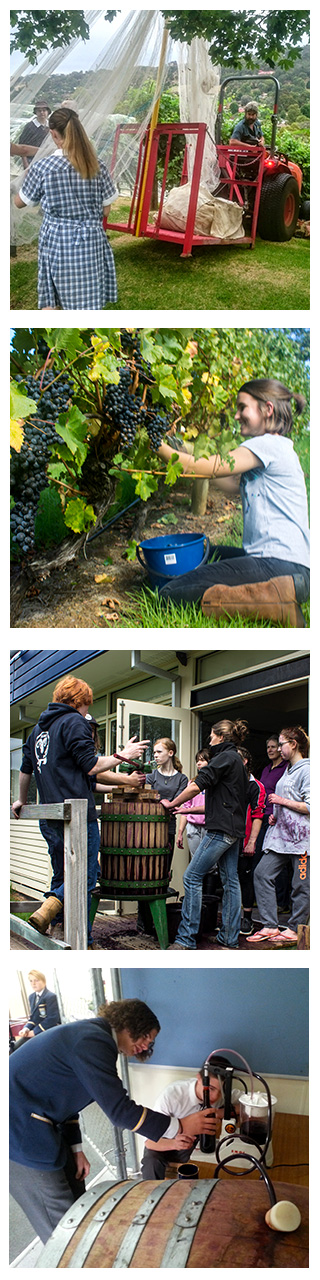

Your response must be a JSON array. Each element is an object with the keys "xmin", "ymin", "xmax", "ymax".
[{"xmin": 177, "ymin": 750, "xmax": 209, "ymax": 858}]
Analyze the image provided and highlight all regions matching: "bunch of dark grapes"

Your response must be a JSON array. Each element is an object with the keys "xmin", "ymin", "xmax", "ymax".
[
  {"xmin": 103, "ymin": 355, "xmax": 170, "ymax": 454},
  {"xmin": 120, "ymin": 329, "xmax": 152, "ymax": 384},
  {"xmin": 102, "ymin": 368, "xmax": 140, "ymax": 449},
  {"xmin": 144, "ymin": 407, "xmax": 171, "ymax": 450},
  {"xmin": 10, "ymin": 368, "xmax": 73, "ymax": 556}
]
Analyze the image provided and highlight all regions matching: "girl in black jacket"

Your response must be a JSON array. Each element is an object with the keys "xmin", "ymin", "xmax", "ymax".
[{"xmin": 162, "ymin": 719, "xmax": 257, "ymax": 950}]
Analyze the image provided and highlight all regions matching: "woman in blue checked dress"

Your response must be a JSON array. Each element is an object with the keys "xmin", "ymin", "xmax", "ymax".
[{"xmin": 14, "ymin": 107, "xmax": 118, "ymax": 310}]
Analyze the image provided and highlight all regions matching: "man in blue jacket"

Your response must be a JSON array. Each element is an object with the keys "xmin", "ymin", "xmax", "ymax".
[
  {"xmin": 11, "ymin": 675, "xmax": 148, "ymax": 946},
  {"xmin": 11, "ymin": 970, "xmax": 61, "ymax": 1049},
  {"xmin": 10, "ymin": 998, "xmax": 215, "ymax": 1243}
]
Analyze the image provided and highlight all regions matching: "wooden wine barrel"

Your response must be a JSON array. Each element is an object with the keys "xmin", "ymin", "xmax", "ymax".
[
  {"xmin": 36, "ymin": 1178, "xmax": 308, "ymax": 1269},
  {"xmin": 100, "ymin": 791, "xmax": 171, "ymax": 899}
]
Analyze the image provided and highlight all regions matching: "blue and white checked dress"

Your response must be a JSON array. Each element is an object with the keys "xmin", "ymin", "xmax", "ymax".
[{"xmin": 20, "ymin": 152, "xmax": 118, "ymax": 309}]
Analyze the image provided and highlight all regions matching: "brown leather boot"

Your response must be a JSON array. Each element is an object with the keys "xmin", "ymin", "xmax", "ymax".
[
  {"xmin": 28, "ymin": 896, "xmax": 62, "ymax": 935},
  {"xmin": 201, "ymin": 576, "xmax": 305, "ymax": 626}
]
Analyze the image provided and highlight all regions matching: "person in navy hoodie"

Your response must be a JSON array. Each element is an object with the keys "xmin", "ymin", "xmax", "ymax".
[
  {"xmin": 11, "ymin": 970, "xmax": 61, "ymax": 1049},
  {"xmin": 9, "ymin": 998, "xmax": 215, "ymax": 1243},
  {"xmin": 11, "ymin": 675, "xmax": 148, "ymax": 946}
]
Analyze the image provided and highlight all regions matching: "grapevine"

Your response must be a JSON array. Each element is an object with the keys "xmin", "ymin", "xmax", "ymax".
[{"xmin": 10, "ymin": 369, "xmax": 73, "ymax": 555}]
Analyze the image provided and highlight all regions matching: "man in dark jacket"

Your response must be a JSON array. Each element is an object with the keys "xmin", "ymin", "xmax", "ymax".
[
  {"xmin": 18, "ymin": 101, "xmax": 50, "ymax": 167},
  {"xmin": 230, "ymin": 102, "xmax": 265, "ymax": 148},
  {"xmin": 163, "ymin": 720, "xmax": 260, "ymax": 950},
  {"xmin": 11, "ymin": 970, "xmax": 61, "ymax": 1049},
  {"xmin": 10, "ymin": 998, "xmax": 215, "ymax": 1243},
  {"xmin": 11, "ymin": 675, "xmax": 148, "ymax": 945}
]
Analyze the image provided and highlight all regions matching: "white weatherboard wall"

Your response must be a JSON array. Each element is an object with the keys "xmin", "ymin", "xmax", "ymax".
[{"xmin": 10, "ymin": 821, "xmax": 51, "ymax": 896}]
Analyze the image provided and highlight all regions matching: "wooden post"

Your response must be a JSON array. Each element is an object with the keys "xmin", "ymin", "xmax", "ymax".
[
  {"xmin": 191, "ymin": 477, "xmax": 209, "ymax": 515},
  {"xmin": 297, "ymin": 924, "xmax": 310, "ymax": 950},
  {"xmin": 64, "ymin": 799, "xmax": 88, "ymax": 950}
]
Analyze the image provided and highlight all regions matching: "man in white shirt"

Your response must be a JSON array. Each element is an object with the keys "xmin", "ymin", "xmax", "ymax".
[{"xmin": 141, "ymin": 1056, "xmax": 232, "ymax": 1178}]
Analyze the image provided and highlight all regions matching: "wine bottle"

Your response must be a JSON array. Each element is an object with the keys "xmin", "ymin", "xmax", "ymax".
[{"xmin": 200, "ymin": 1067, "xmax": 216, "ymax": 1154}]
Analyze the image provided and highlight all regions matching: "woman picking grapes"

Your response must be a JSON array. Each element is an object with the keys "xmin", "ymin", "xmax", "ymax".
[
  {"xmin": 156, "ymin": 378, "xmax": 310, "ymax": 625},
  {"xmin": 13, "ymin": 108, "xmax": 118, "ymax": 310}
]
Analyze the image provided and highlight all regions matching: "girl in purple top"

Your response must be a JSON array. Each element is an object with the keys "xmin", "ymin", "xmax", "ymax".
[{"xmin": 260, "ymin": 736, "xmax": 287, "ymax": 816}]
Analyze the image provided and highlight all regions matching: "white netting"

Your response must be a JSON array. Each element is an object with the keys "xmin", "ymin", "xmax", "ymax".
[
  {"xmin": 177, "ymin": 37, "xmax": 221, "ymax": 191},
  {"xmin": 10, "ymin": 9, "xmax": 173, "ymax": 245},
  {"xmin": 10, "ymin": 10, "xmax": 223, "ymax": 248}
]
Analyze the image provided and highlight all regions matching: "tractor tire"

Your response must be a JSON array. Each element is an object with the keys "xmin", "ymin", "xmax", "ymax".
[
  {"xmin": 258, "ymin": 173, "xmax": 300, "ymax": 241},
  {"xmin": 300, "ymin": 199, "xmax": 310, "ymax": 220}
]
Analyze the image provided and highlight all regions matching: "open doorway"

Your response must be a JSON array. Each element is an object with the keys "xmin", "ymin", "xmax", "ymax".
[{"xmin": 197, "ymin": 679, "xmax": 308, "ymax": 778}]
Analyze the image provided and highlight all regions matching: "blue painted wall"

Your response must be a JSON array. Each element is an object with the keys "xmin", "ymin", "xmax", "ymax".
[
  {"xmin": 10, "ymin": 650, "xmax": 106, "ymax": 703},
  {"xmin": 121, "ymin": 968, "xmax": 308, "ymax": 1076}
]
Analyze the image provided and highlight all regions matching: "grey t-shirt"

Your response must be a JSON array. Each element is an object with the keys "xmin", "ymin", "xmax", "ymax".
[
  {"xmin": 262, "ymin": 759, "xmax": 310, "ymax": 855},
  {"xmin": 148, "ymin": 768, "xmax": 188, "ymax": 837},
  {"xmin": 240, "ymin": 435, "xmax": 310, "ymax": 566}
]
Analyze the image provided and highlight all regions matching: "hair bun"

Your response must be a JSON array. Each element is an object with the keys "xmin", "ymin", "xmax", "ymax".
[{"xmin": 293, "ymin": 392, "xmax": 306, "ymax": 415}]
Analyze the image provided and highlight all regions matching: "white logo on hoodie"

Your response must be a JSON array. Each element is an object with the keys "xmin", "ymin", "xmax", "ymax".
[{"xmin": 35, "ymin": 730, "xmax": 50, "ymax": 773}]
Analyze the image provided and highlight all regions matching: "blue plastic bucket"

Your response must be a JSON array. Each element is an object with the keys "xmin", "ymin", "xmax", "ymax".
[{"xmin": 136, "ymin": 533, "xmax": 210, "ymax": 588}]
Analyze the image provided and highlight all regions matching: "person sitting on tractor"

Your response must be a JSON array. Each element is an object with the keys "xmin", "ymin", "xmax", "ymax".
[{"xmin": 230, "ymin": 101, "xmax": 265, "ymax": 148}]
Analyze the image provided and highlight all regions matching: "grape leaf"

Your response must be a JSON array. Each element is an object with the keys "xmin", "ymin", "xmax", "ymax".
[
  {"xmin": 55, "ymin": 406, "xmax": 88, "ymax": 464},
  {"xmin": 10, "ymin": 419, "xmax": 24, "ymax": 452},
  {"xmin": 64, "ymin": 499, "xmax": 95, "ymax": 533},
  {"xmin": 10, "ymin": 382, "xmax": 37, "ymax": 421}
]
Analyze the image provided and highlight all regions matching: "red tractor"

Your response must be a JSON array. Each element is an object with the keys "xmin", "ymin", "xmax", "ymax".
[
  {"xmin": 105, "ymin": 74, "xmax": 304, "ymax": 256},
  {"xmin": 216, "ymin": 74, "xmax": 303, "ymax": 241}
]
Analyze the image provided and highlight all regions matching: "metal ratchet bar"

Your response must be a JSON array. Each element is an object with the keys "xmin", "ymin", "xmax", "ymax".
[
  {"xmin": 161, "ymin": 1181, "xmax": 218, "ymax": 1268},
  {"xmin": 112, "ymin": 1181, "xmax": 173, "ymax": 1267}
]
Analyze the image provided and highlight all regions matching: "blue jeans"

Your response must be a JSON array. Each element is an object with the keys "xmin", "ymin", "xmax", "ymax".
[
  {"xmin": 40, "ymin": 817, "xmax": 100, "ymax": 945},
  {"xmin": 175, "ymin": 830, "xmax": 241, "ymax": 949}
]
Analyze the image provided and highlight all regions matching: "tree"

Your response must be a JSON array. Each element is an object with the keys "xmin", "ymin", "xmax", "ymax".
[
  {"xmin": 11, "ymin": 10, "xmax": 310, "ymax": 71},
  {"xmin": 164, "ymin": 10, "xmax": 310, "ymax": 70},
  {"xmin": 10, "ymin": 10, "xmax": 117, "ymax": 66}
]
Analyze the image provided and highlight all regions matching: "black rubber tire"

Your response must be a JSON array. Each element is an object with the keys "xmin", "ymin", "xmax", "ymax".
[
  {"xmin": 300, "ymin": 199, "xmax": 310, "ymax": 220},
  {"xmin": 258, "ymin": 173, "xmax": 300, "ymax": 241}
]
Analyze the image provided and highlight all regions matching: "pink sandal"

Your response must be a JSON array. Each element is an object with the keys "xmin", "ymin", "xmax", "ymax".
[
  {"xmin": 247, "ymin": 927, "xmax": 281, "ymax": 943},
  {"xmin": 273, "ymin": 928, "xmax": 298, "ymax": 945}
]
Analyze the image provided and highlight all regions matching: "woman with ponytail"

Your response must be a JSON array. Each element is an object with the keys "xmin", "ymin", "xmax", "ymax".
[
  {"xmin": 157, "ymin": 379, "xmax": 310, "ymax": 625},
  {"xmin": 14, "ymin": 108, "xmax": 118, "ymax": 309},
  {"xmin": 162, "ymin": 719, "xmax": 259, "ymax": 950}
]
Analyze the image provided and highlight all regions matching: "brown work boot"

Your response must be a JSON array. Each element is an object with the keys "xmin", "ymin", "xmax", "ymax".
[
  {"xmin": 201, "ymin": 576, "xmax": 305, "ymax": 626},
  {"xmin": 28, "ymin": 896, "xmax": 62, "ymax": 935}
]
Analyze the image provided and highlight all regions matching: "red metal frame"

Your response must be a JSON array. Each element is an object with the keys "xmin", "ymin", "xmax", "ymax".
[{"xmin": 104, "ymin": 122, "xmax": 266, "ymax": 256}]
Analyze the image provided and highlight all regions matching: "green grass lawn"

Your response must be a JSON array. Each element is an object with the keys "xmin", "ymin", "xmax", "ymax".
[
  {"xmin": 10, "ymin": 232, "xmax": 309, "ymax": 311},
  {"xmin": 102, "ymin": 587, "xmax": 310, "ymax": 629}
]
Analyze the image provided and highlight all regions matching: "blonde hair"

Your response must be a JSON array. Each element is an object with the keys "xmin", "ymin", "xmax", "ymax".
[
  {"xmin": 49, "ymin": 108, "xmax": 99, "ymax": 180},
  {"xmin": 28, "ymin": 970, "xmax": 46, "ymax": 984}
]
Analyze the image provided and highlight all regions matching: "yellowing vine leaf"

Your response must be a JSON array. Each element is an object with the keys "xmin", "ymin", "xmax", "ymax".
[{"xmin": 10, "ymin": 418, "xmax": 24, "ymax": 452}]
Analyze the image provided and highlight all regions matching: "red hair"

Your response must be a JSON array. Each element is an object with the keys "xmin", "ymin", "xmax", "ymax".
[{"xmin": 53, "ymin": 676, "xmax": 93, "ymax": 709}]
